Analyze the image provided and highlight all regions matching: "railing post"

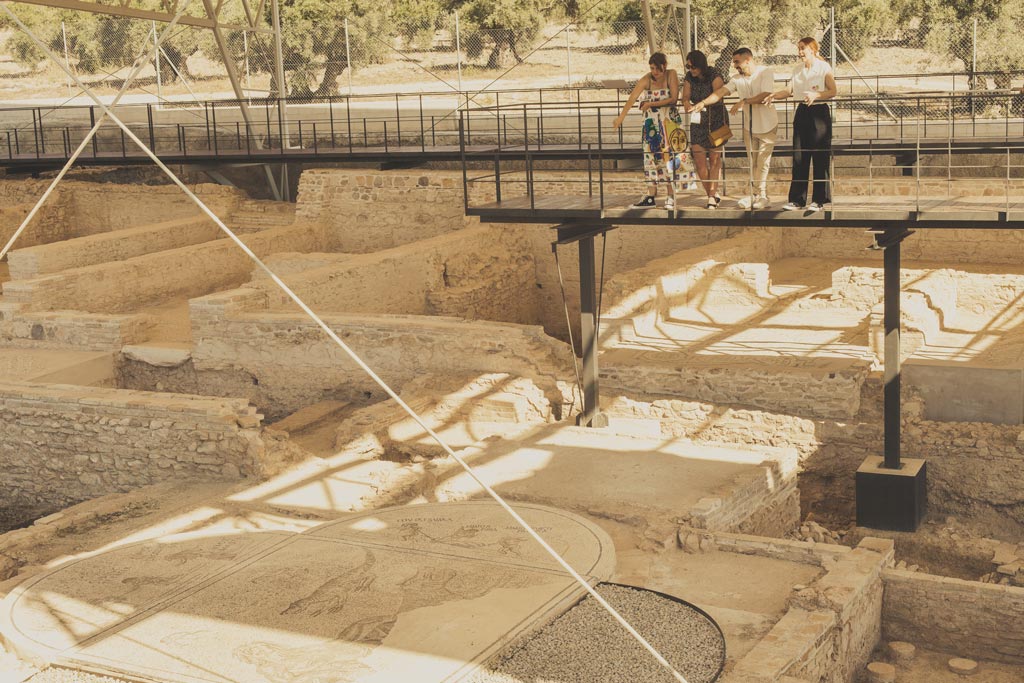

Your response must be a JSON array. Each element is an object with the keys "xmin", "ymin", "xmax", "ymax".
[
  {"xmin": 458, "ymin": 114, "xmax": 469, "ymax": 213},
  {"xmin": 205, "ymin": 102, "xmax": 212, "ymax": 151},
  {"xmin": 147, "ymin": 103, "xmax": 156, "ymax": 152},
  {"xmin": 32, "ymin": 109, "xmax": 40, "ymax": 159},
  {"xmin": 395, "ymin": 94, "xmax": 402, "ymax": 148},
  {"xmin": 277, "ymin": 101, "xmax": 285, "ymax": 156},
  {"xmin": 494, "ymin": 153, "xmax": 501, "ymax": 203},
  {"xmin": 211, "ymin": 103, "xmax": 219, "ymax": 156},
  {"xmin": 522, "ymin": 103, "xmax": 528, "ymax": 151},
  {"xmin": 577, "ymin": 89, "xmax": 583, "ymax": 150},
  {"xmin": 539, "ymin": 89, "xmax": 544, "ymax": 144},
  {"xmin": 587, "ymin": 142, "xmax": 593, "ymax": 197},
  {"xmin": 36, "ymin": 108, "xmax": 44, "ymax": 156},
  {"xmin": 88, "ymin": 106, "xmax": 97, "ymax": 156},
  {"xmin": 329, "ymin": 97, "xmax": 336, "ymax": 149},
  {"xmin": 346, "ymin": 97, "xmax": 353, "ymax": 153},
  {"xmin": 420, "ymin": 94, "xmax": 426, "ymax": 153},
  {"xmin": 597, "ymin": 108, "xmax": 605, "ymax": 209}
]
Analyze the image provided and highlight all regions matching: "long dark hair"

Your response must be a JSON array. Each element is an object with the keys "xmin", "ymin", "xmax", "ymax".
[{"xmin": 685, "ymin": 50, "xmax": 712, "ymax": 81}]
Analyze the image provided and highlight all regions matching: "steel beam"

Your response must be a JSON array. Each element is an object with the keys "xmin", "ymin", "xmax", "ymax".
[{"xmin": 10, "ymin": 0, "xmax": 272, "ymax": 33}]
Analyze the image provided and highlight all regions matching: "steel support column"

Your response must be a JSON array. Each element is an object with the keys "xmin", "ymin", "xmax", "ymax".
[
  {"xmin": 578, "ymin": 235, "xmax": 601, "ymax": 426},
  {"xmin": 883, "ymin": 231, "xmax": 901, "ymax": 469},
  {"xmin": 855, "ymin": 225, "xmax": 926, "ymax": 532},
  {"xmin": 556, "ymin": 223, "xmax": 612, "ymax": 428}
]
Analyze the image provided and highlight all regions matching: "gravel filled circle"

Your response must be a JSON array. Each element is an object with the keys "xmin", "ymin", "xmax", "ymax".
[{"xmin": 471, "ymin": 582, "xmax": 726, "ymax": 683}]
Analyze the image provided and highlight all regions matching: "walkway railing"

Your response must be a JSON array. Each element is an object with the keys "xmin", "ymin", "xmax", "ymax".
[
  {"xmin": 1, "ymin": 86, "xmax": 1023, "ymax": 168},
  {"xmin": 459, "ymin": 91, "xmax": 1024, "ymax": 223}
]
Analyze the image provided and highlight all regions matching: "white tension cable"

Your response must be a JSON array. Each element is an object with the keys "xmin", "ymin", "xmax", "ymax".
[{"xmin": 0, "ymin": 8, "xmax": 691, "ymax": 682}]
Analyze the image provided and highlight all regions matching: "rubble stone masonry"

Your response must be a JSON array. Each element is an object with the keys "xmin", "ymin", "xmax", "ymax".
[{"xmin": 0, "ymin": 382, "xmax": 265, "ymax": 510}]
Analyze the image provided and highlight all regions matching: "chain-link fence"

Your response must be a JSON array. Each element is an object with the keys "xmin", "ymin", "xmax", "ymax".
[{"xmin": 1, "ymin": 4, "xmax": 1023, "ymax": 106}]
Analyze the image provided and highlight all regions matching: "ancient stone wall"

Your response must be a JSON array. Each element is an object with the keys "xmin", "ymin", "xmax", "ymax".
[
  {"xmin": 783, "ymin": 227, "xmax": 1024, "ymax": 266},
  {"xmin": 7, "ymin": 216, "xmax": 221, "ymax": 280},
  {"xmin": 602, "ymin": 229, "xmax": 785, "ymax": 329},
  {"xmin": 295, "ymin": 170, "xmax": 475, "ymax": 252},
  {"xmin": 882, "ymin": 568, "xmax": 1024, "ymax": 663},
  {"xmin": 0, "ymin": 203, "xmax": 69, "ymax": 252},
  {"xmin": 253, "ymin": 226, "xmax": 539, "ymax": 325},
  {"xmin": 183, "ymin": 287, "xmax": 572, "ymax": 417},
  {"xmin": 0, "ymin": 309, "xmax": 148, "ymax": 351},
  {"xmin": 292, "ymin": 168, "xmax": 736, "ymax": 339},
  {"xmin": 0, "ymin": 382, "xmax": 264, "ymax": 511},
  {"xmin": 3, "ymin": 222, "xmax": 326, "ymax": 313},
  {"xmin": 603, "ymin": 390, "xmax": 1024, "ymax": 531},
  {"xmin": 63, "ymin": 182, "xmax": 243, "ymax": 236},
  {"xmin": 718, "ymin": 534, "xmax": 889, "ymax": 683}
]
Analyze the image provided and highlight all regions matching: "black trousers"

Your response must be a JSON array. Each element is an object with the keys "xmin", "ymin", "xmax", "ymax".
[{"xmin": 789, "ymin": 103, "xmax": 832, "ymax": 205}]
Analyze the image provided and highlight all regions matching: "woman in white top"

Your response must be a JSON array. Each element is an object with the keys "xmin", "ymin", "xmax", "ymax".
[{"xmin": 764, "ymin": 37, "xmax": 837, "ymax": 212}]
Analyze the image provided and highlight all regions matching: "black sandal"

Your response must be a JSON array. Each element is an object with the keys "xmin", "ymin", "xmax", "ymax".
[{"xmin": 633, "ymin": 195, "xmax": 656, "ymax": 207}]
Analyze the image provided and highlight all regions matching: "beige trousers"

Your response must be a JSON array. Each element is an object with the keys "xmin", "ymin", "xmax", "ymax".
[{"xmin": 743, "ymin": 126, "xmax": 777, "ymax": 197}]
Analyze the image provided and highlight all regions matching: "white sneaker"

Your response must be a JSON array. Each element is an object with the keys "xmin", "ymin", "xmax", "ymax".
[
  {"xmin": 737, "ymin": 195, "xmax": 754, "ymax": 209},
  {"xmin": 664, "ymin": 197, "xmax": 675, "ymax": 210},
  {"xmin": 752, "ymin": 196, "xmax": 770, "ymax": 210},
  {"xmin": 782, "ymin": 202, "xmax": 804, "ymax": 211},
  {"xmin": 807, "ymin": 202, "xmax": 823, "ymax": 212}
]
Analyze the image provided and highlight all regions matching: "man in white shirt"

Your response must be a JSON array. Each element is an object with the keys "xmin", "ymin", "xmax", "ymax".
[{"xmin": 688, "ymin": 48, "xmax": 777, "ymax": 209}]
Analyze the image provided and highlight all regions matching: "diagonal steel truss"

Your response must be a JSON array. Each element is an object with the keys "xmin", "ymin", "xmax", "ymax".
[
  {"xmin": 0, "ymin": 3, "xmax": 693, "ymax": 682},
  {"xmin": 11, "ymin": 0, "xmax": 273, "ymax": 33}
]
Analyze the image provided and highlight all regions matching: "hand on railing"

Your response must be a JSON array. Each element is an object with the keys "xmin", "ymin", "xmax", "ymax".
[
  {"xmin": 729, "ymin": 100, "xmax": 743, "ymax": 116},
  {"xmin": 685, "ymin": 101, "xmax": 704, "ymax": 114}
]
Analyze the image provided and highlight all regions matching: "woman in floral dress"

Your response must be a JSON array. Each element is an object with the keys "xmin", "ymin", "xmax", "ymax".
[{"xmin": 613, "ymin": 52, "xmax": 688, "ymax": 210}]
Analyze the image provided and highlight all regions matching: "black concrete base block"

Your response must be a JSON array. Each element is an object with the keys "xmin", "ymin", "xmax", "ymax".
[{"xmin": 856, "ymin": 456, "xmax": 927, "ymax": 532}]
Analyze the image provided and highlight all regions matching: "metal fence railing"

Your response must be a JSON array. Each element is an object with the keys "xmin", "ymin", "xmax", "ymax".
[
  {"xmin": 458, "ymin": 92, "xmax": 1024, "ymax": 219},
  {"xmin": 3, "ymin": 88, "xmax": 1024, "ymax": 170}
]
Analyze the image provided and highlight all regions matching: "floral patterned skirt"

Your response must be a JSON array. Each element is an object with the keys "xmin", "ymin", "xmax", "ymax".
[{"xmin": 642, "ymin": 106, "xmax": 692, "ymax": 184}]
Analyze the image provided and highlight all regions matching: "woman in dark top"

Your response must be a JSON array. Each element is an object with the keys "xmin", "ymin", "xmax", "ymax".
[{"xmin": 681, "ymin": 50, "xmax": 728, "ymax": 209}]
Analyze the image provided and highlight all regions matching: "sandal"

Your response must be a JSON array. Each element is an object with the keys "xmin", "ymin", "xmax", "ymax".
[
  {"xmin": 713, "ymin": 193, "xmax": 722, "ymax": 207},
  {"xmin": 633, "ymin": 195, "xmax": 656, "ymax": 207},
  {"xmin": 706, "ymin": 196, "xmax": 717, "ymax": 210}
]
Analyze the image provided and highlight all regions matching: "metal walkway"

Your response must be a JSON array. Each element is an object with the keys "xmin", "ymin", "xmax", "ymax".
[
  {"xmin": 455, "ymin": 94, "xmax": 1024, "ymax": 532},
  {"xmin": 2, "ymin": 87, "xmax": 1024, "ymax": 171}
]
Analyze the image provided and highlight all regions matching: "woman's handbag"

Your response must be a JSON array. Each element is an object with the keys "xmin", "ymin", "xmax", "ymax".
[{"xmin": 708, "ymin": 120, "xmax": 733, "ymax": 148}]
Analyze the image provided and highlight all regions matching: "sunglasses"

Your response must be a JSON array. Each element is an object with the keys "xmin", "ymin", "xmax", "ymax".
[{"xmin": 686, "ymin": 63, "xmax": 696, "ymax": 69}]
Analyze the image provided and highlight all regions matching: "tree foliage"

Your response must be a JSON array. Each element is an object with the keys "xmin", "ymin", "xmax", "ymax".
[{"xmin": 1, "ymin": 3, "xmax": 199, "ymax": 82}]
